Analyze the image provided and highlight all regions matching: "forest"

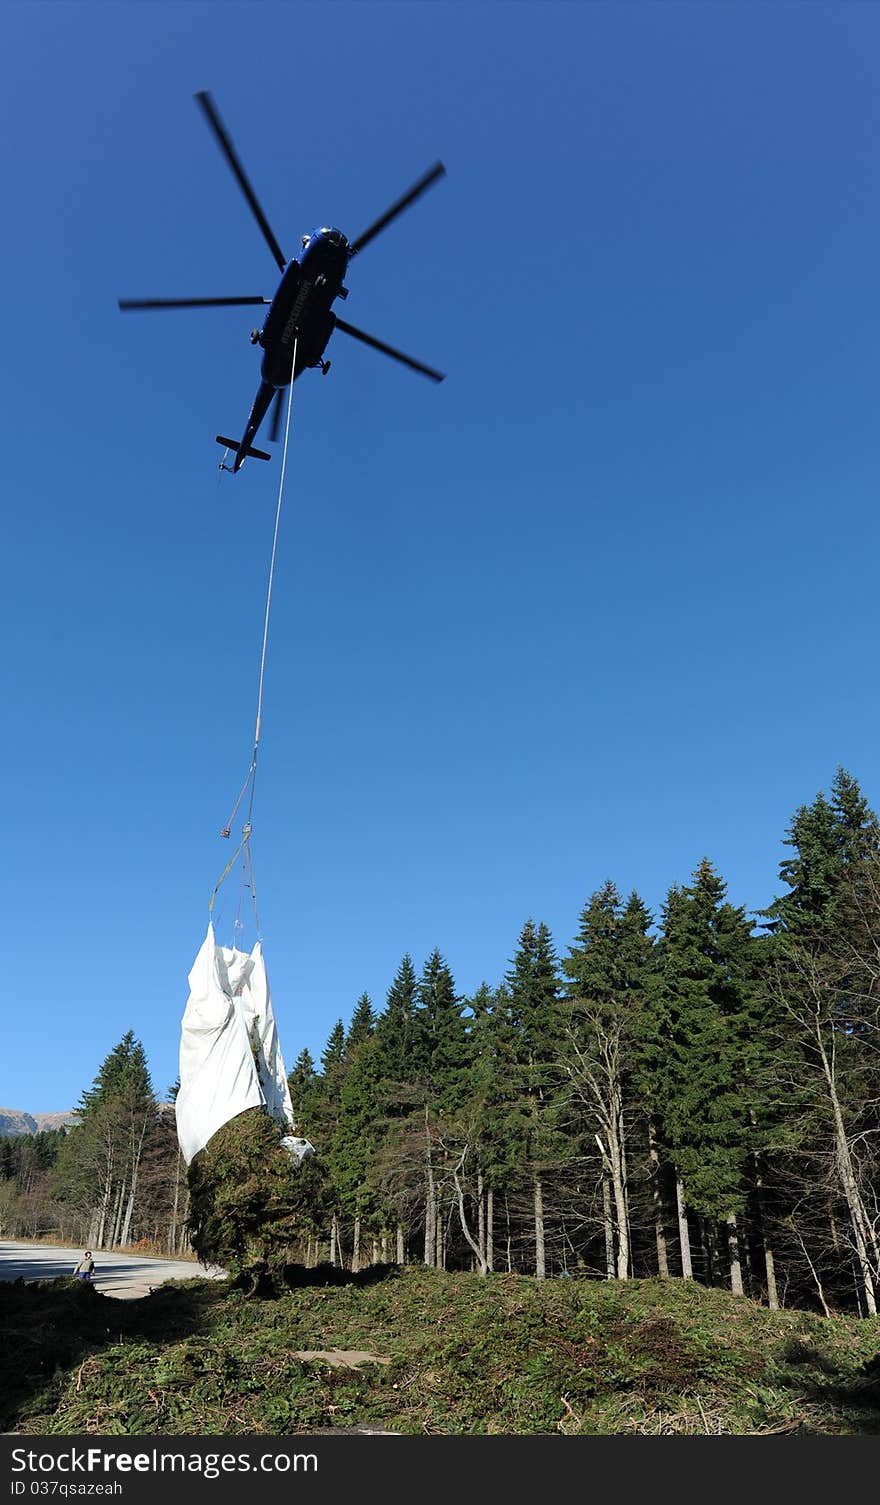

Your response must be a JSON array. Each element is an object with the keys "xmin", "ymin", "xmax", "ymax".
[{"xmin": 2, "ymin": 767, "xmax": 878, "ymax": 1319}]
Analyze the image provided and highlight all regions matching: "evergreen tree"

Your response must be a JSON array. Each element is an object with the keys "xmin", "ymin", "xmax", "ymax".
[
  {"xmin": 407, "ymin": 950, "xmax": 469, "ymax": 1268},
  {"xmin": 762, "ymin": 771, "xmax": 880, "ymax": 1315},
  {"xmin": 326, "ymin": 1033, "xmax": 386, "ymax": 1270},
  {"xmin": 451, "ymin": 980, "xmax": 526, "ymax": 1274},
  {"xmin": 345, "ymin": 993, "xmax": 376, "ymax": 1055},
  {"xmin": 641, "ymin": 862, "xmax": 757, "ymax": 1287},
  {"xmin": 414, "ymin": 949, "xmax": 468, "ymax": 1099},
  {"xmin": 373, "ymin": 954, "xmax": 420, "ymax": 1087},
  {"xmin": 54, "ymin": 1033, "xmax": 158, "ymax": 1250},
  {"xmin": 562, "ymin": 883, "xmax": 654, "ymax": 1279},
  {"xmin": 363, "ymin": 955, "xmax": 433, "ymax": 1266},
  {"xmin": 466, "ymin": 981, "xmax": 523, "ymax": 1194},
  {"xmin": 320, "ymin": 1021, "xmax": 346, "ymax": 1092},
  {"xmin": 78, "ymin": 1031, "xmax": 153, "ymax": 1116},
  {"xmin": 765, "ymin": 767, "xmax": 880, "ymax": 942},
  {"xmin": 503, "ymin": 919, "xmax": 564, "ymax": 1279},
  {"xmin": 287, "ymin": 1048, "xmax": 319, "ymax": 1136}
]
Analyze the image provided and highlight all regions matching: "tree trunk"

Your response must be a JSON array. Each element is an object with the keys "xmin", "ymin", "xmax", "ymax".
[
  {"xmin": 424, "ymin": 1112, "xmax": 436, "ymax": 1268},
  {"xmin": 486, "ymin": 1187, "xmax": 494, "ymax": 1273},
  {"xmin": 435, "ymin": 1203, "xmax": 445, "ymax": 1269},
  {"xmin": 169, "ymin": 1149, "xmax": 181, "ymax": 1256},
  {"xmin": 726, "ymin": 1212, "xmax": 744, "ymax": 1296},
  {"xmin": 701, "ymin": 1217, "xmax": 716, "ymax": 1286},
  {"xmin": 816, "ymin": 1027, "xmax": 877, "ymax": 1314},
  {"xmin": 602, "ymin": 1176, "xmax": 615, "ymax": 1279},
  {"xmin": 534, "ymin": 1177, "xmax": 546, "ymax": 1281},
  {"xmin": 764, "ymin": 1240, "xmax": 779, "ymax": 1310},
  {"xmin": 752, "ymin": 1154, "xmax": 779, "ymax": 1308},
  {"xmin": 330, "ymin": 1213, "xmax": 339, "ymax": 1267},
  {"xmin": 595, "ymin": 1126, "xmax": 628, "ymax": 1280},
  {"xmin": 178, "ymin": 1179, "xmax": 190, "ymax": 1256},
  {"xmin": 120, "ymin": 1113, "xmax": 149, "ymax": 1249},
  {"xmin": 648, "ymin": 1120, "xmax": 669, "ymax": 1278},
  {"xmin": 608, "ymin": 1093, "xmax": 630, "ymax": 1279},
  {"xmin": 352, "ymin": 1214, "xmax": 361, "ymax": 1273},
  {"xmin": 396, "ymin": 1224, "xmax": 404, "ymax": 1265},
  {"xmin": 94, "ymin": 1125, "xmax": 117, "ymax": 1251},
  {"xmin": 829, "ymin": 1211, "xmax": 841, "ymax": 1253},
  {"xmin": 424, "ymin": 1181, "xmax": 436, "ymax": 1266},
  {"xmin": 453, "ymin": 1152, "xmax": 487, "ymax": 1275},
  {"xmin": 110, "ymin": 1175, "xmax": 127, "ymax": 1248},
  {"xmin": 675, "ymin": 1168, "xmax": 693, "ymax": 1278},
  {"xmin": 120, "ymin": 1182, "xmax": 136, "ymax": 1249},
  {"xmin": 477, "ymin": 1171, "xmax": 485, "ymax": 1269}
]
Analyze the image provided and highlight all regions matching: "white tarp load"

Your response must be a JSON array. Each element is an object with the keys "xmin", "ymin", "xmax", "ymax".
[{"xmin": 176, "ymin": 923, "xmax": 314, "ymax": 1166}]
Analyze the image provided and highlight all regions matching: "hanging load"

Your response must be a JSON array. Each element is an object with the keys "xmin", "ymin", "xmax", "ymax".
[{"xmin": 176, "ymin": 923, "xmax": 314, "ymax": 1166}]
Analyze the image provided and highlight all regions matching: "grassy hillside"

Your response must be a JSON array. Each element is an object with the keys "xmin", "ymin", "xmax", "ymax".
[{"xmin": 3, "ymin": 1267, "xmax": 879, "ymax": 1435}]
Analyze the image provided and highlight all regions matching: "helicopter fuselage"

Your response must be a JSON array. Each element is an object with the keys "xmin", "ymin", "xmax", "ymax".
[
  {"xmin": 223, "ymin": 230, "xmax": 350, "ymax": 472},
  {"xmin": 259, "ymin": 230, "xmax": 349, "ymax": 386}
]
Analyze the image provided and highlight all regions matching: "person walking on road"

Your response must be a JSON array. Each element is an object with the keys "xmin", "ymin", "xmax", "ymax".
[{"xmin": 73, "ymin": 1251, "xmax": 95, "ymax": 1281}]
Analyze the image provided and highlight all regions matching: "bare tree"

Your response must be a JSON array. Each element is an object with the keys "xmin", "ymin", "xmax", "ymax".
[{"xmin": 562, "ymin": 1012, "xmax": 631, "ymax": 1279}]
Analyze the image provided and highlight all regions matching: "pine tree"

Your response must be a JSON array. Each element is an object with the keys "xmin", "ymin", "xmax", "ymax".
[
  {"xmin": 641, "ymin": 863, "xmax": 756, "ymax": 1288},
  {"xmin": 345, "ymin": 994, "xmax": 376, "ymax": 1055},
  {"xmin": 373, "ymin": 954, "xmax": 420, "ymax": 1087},
  {"xmin": 411, "ymin": 950, "xmax": 469, "ymax": 1269},
  {"xmin": 414, "ymin": 949, "xmax": 468, "ymax": 1099},
  {"xmin": 503, "ymin": 919, "xmax": 564, "ymax": 1279},
  {"xmin": 438, "ymin": 975, "xmax": 549, "ymax": 1277},
  {"xmin": 765, "ymin": 767, "xmax": 880, "ymax": 942},
  {"xmin": 327, "ymin": 1033, "xmax": 385, "ymax": 1271},
  {"xmin": 78, "ymin": 1031, "xmax": 152, "ymax": 1116},
  {"xmin": 320, "ymin": 1021, "xmax": 346, "ymax": 1093},
  {"xmin": 287, "ymin": 1048, "xmax": 319, "ymax": 1136},
  {"xmin": 562, "ymin": 883, "xmax": 654, "ymax": 1280},
  {"xmin": 54, "ymin": 1033, "xmax": 158, "ymax": 1250},
  {"xmin": 365, "ymin": 955, "xmax": 424, "ymax": 1265},
  {"xmin": 763, "ymin": 771, "xmax": 880, "ymax": 1315}
]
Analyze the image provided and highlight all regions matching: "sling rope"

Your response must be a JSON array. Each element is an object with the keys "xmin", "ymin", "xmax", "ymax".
[{"xmin": 210, "ymin": 335, "xmax": 299, "ymax": 930}]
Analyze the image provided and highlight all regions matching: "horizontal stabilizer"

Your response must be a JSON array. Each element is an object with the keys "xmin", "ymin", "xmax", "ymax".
[{"xmin": 215, "ymin": 435, "xmax": 272, "ymax": 462}]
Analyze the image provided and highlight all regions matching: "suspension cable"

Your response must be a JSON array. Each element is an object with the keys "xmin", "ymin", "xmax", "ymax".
[
  {"xmin": 247, "ymin": 334, "xmax": 298, "ymax": 832},
  {"xmin": 212, "ymin": 335, "xmax": 298, "ymax": 926}
]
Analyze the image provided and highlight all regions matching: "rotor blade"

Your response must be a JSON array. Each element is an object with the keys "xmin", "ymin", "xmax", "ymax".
[
  {"xmin": 269, "ymin": 388, "xmax": 284, "ymax": 443},
  {"xmin": 194, "ymin": 91, "xmax": 287, "ymax": 272},
  {"xmin": 348, "ymin": 161, "xmax": 446, "ymax": 256},
  {"xmin": 118, "ymin": 296, "xmax": 271, "ymax": 311},
  {"xmin": 334, "ymin": 317, "xmax": 445, "ymax": 382}
]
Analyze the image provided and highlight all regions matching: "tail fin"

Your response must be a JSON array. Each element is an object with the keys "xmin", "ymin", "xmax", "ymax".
[{"xmin": 215, "ymin": 435, "xmax": 272, "ymax": 462}]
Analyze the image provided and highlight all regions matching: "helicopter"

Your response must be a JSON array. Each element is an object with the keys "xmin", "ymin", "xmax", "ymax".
[{"xmin": 119, "ymin": 92, "xmax": 445, "ymax": 472}]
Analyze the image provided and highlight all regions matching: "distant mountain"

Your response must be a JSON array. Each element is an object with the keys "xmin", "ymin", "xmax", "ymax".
[{"xmin": 0, "ymin": 1108, "xmax": 79, "ymax": 1137}]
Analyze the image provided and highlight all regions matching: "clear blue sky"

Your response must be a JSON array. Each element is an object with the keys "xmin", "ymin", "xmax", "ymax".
[{"xmin": 2, "ymin": 2, "xmax": 878, "ymax": 1112}]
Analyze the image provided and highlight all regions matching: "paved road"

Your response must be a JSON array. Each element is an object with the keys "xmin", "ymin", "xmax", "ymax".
[{"xmin": 0, "ymin": 1241, "xmax": 225, "ymax": 1300}]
